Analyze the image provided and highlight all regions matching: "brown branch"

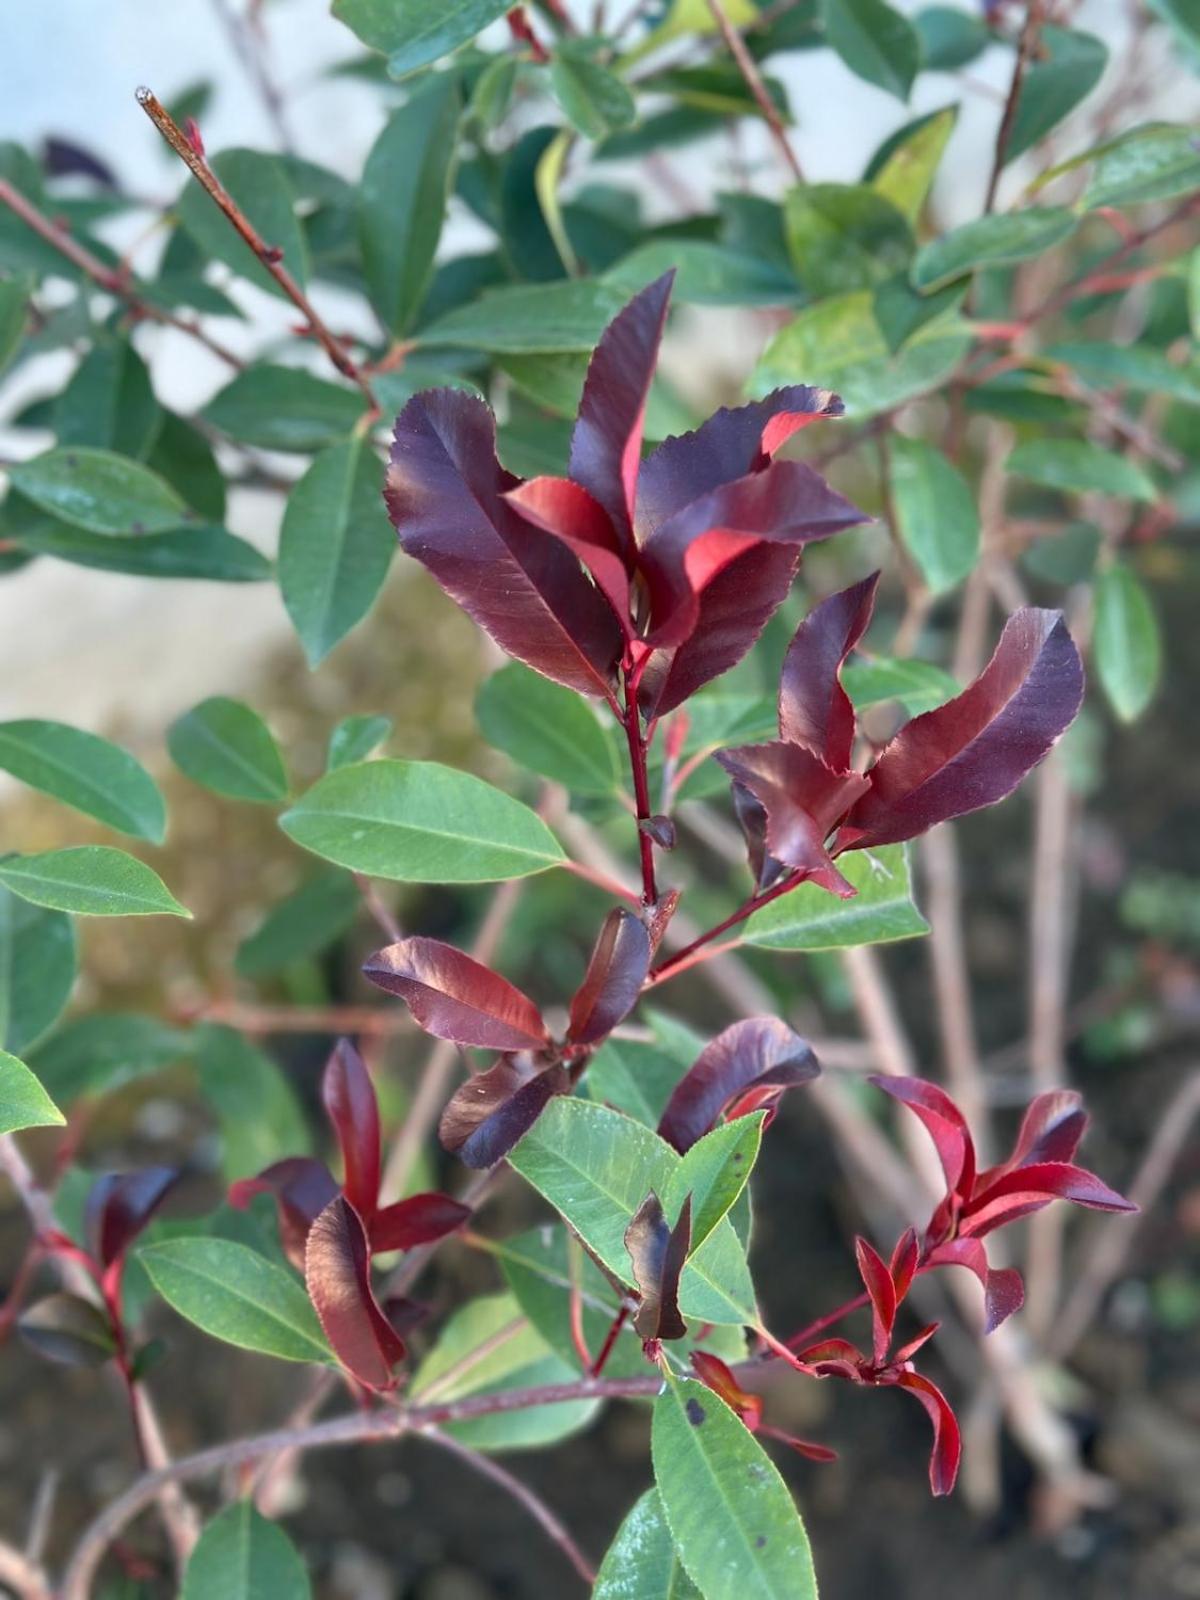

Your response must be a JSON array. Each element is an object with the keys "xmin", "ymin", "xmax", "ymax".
[
  {"xmin": 983, "ymin": 0, "xmax": 1045, "ymax": 214},
  {"xmin": 704, "ymin": 0, "xmax": 804, "ymax": 183},
  {"xmin": 209, "ymin": 0, "xmax": 297, "ymax": 154}
]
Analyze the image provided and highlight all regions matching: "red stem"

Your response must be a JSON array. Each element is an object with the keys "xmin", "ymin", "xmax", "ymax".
[
  {"xmin": 621, "ymin": 666, "xmax": 659, "ymax": 907},
  {"xmin": 785, "ymin": 1290, "xmax": 870, "ymax": 1350},
  {"xmin": 589, "ymin": 1304, "xmax": 630, "ymax": 1377},
  {"xmin": 647, "ymin": 871, "xmax": 804, "ymax": 985}
]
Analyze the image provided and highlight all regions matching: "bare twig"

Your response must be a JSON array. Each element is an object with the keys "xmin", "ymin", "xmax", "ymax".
[
  {"xmin": 983, "ymin": 1, "xmax": 1045, "ymax": 214},
  {"xmin": 0, "ymin": 1536, "xmax": 51, "ymax": 1600},
  {"xmin": 209, "ymin": 0, "xmax": 297, "ymax": 154},
  {"xmin": 174, "ymin": 999, "xmax": 414, "ymax": 1038},
  {"xmin": 704, "ymin": 0, "xmax": 804, "ymax": 183},
  {"xmin": 920, "ymin": 829, "xmax": 988, "ymax": 1142}
]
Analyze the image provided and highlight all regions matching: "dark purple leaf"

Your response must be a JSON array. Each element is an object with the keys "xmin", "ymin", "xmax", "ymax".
[
  {"xmin": 322, "ymin": 1040, "xmax": 381, "ymax": 1223},
  {"xmin": 658, "ymin": 1017, "xmax": 819, "ymax": 1153},
  {"xmin": 841, "ymin": 610, "xmax": 1084, "ymax": 850},
  {"xmin": 778, "ymin": 573, "xmax": 879, "ymax": 767},
  {"xmin": 18, "ymin": 1293, "xmax": 116, "ymax": 1368},
  {"xmin": 1007, "ymin": 1089, "xmax": 1088, "ymax": 1170},
  {"xmin": 504, "ymin": 476, "xmax": 633, "ymax": 631},
  {"xmin": 364, "ymin": 937, "xmax": 548, "ymax": 1051},
  {"xmin": 855, "ymin": 1236, "xmax": 896, "ymax": 1365},
  {"xmin": 85, "ymin": 1168, "xmax": 179, "ymax": 1269},
  {"xmin": 42, "ymin": 136, "xmax": 118, "ymax": 188},
  {"xmin": 869, "ymin": 1075, "xmax": 976, "ymax": 1198},
  {"xmin": 439, "ymin": 1054, "xmax": 569, "ymax": 1168},
  {"xmin": 368, "ymin": 1192, "xmax": 472, "ymax": 1253},
  {"xmin": 381, "ymin": 1296, "xmax": 429, "ymax": 1338},
  {"xmin": 730, "ymin": 778, "xmax": 780, "ymax": 891},
  {"xmin": 624, "ymin": 1191, "xmax": 690, "ymax": 1342},
  {"xmin": 962, "ymin": 1161, "xmax": 1136, "ymax": 1238},
  {"xmin": 567, "ymin": 908, "xmax": 651, "ymax": 1045},
  {"xmin": 385, "ymin": 389, "xmax": 623, "ymax": 697},
  {"xmin": 893, "ymin": 1369, "xmax": 962, "ymax": 1496},
  {"xmin": 305, "ymin": 1196, "xmax": 405, "ymax": 1390},
  {"xmin": 228, "ymin": 1157, "xmax": 340, "ymax": 1271}
]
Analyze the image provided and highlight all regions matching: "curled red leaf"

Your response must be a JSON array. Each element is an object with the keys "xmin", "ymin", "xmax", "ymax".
[
  {"xmin": 438, "ymin": 1054, "xmax": 569, "ymax": 1168},
  {"xmin": 567, "ymin": 908, "xmax": 651, "ymax": 1045},
  {"xmin": 322, "ymin": 1040, "xmax": 381, "ymax": 1223},
  {"xmin": 624, "ymin": 1191, "xmax": 690, "ymax": 1342},
  {"xmin": 894, "ymin": 1369, "xmax": 962, "ymax": 1496},
  {"xmin": 778, "ymin": 572, "xmax": 879, "ymax": 767},
  {"xmin": 658, "ymin": 1017, "xmax": 819, "ymax": 1153},
  {"xmin": 364, "ymin": 937, "xmax": 548, "ymax": 1051},
  {"xmin": 305, "ymin": 1196, "xmax": 405, "ymax": 1391},
  {"xmin": 368, "ymin": 1192, "xmax": 472, "ymax": 1254},
  {"xmin": 85, "ymin": 1168, "xmax": 179, "ymax": 1270},
  {"xmin": 229, "ymin": 1157, "xmax": 339, "ymax": 1271}
]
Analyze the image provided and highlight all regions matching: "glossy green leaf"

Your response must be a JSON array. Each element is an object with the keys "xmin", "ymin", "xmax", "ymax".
[
  {"xmin": 140, "ymin": 1237, "xmax": 333, "ymax": 1363},
  {"xmin": 652, "ymin": 1374, "xmax": 817, "ymax": 1600},
  {"xmin": 0, "ymin": 721, "xmax": 165, "ymax": 842},
  {"xmin": 888, "ymin": 436, "xmax": 980, "ymax": 594},
  {"xmin": 1093, "ymin": 563, "xmax": 1161, "ymax": 723},
  {"xmin": 1007, "ymin": 438, "xmax": 1158, "ymax": 503},
  {"xmin": 594, "ymin": 1489, "xmax": 703, "ymax": 1600},
  {"xmin": 235, "ymin": 871, "xmax": 360, "ymax": 978},
  {"xmin": 0, "ymin": 889, "xmax": 76, "ymax": 1057},
  {"xmin": 663, "ymin": 1114, "xmax": 764, "ymax": 1254},
  {"xmin": 0, "ymin": 848, "xmax": 189, "ymax": 919},
  {"xmin": 1004, "ymin": 26, "xmax": 1107, "ymax": 164},
  {"xmin": 54, "ymin": 341, "xmax": 160, "ymax": 460},
  {"xmin": 182, "ymin": 1502, "xmax": 310, "ymax": 1600},
  {"xmin": 508, "ymin": 1096, "xmax": 756, "ymax": 1325},
  {"xmin": 551, "ymin": 47, "xmax": 637, "ymax": 140},
  {"xmin": 784, "ymin": 183, "xmax": 912, "ymax": 297},
  {"xmin": 419, "ymin": 279, "xmax": 629, "ymax": 353},
  {"xmin": 1046, "ymin": 341, "xmax": 1200, "ymax": 406},
  {"xmin": 27, "ymin": 1013, "xmax": 192, "ymax": 1104},
  {"xmin": 822, "ymin": 0, "xmax": 920, "ymax": 100},
  {"xmin": 0, "ymin": 274, "xmax": 29, "ymax": 375},
  {"xmin": 9, "ymin": 448, "xmax": 188, "ymax": 535},
  {"xmin": 842, "ymin": 657, "xmax": 959, "ymax": 714},
  {"xmin": 607, "ymin": 241, "xmax": 800, "ymax": 307},
  {"xmin": 625, "ymin": 0, "xmax": 757, "ymax": 61},
  {"xmin": 176, "ymin": 149, "xmax": 308, "ymax": 300},
  {"xmin": 868, "ymin": 106, "xmax": 957, "ymax": 223},
  {"xmin": 10, "ymin": 518, "xmax": 268, "ymax": 582},
  {"xmin": 201, "ymin": 366, "xmax": 365, "ymax": 454},
  {"xmin": 743, "ymin": 844, "xmax": 928, "ymax": 950},
  {"xmin": 280, "ymin": 438, "xmax": 393, "ymax": 666},
  {"xmin": 911, "ymin": 207, "xmax": 1076, "ymax": 292},
  {"xmin": 360, "ymin": 73, "xmax": 461, "ymax": 333},
  {"xmin": 332, "ymin": 0, "xmax": 511, "ymax": 78},
  {"xmin": 280, "ymin": 759, "xmax": 566, "ymax": 882},
  {"xmin": 0, "ymin": 1049, "xmax": 65, "ymax": 1134},
  {"xmin": 167, "ymin": 697, "xmax": 289, "ymax": 804},
  {"xmin": 1082, "ymin": 122, "xmax": 1200, "ymax": 209},
  {"xmin": 476, "ymin": 663, "xmax": 620, "ymax": 794},
  {"xmin": 584, "ymin": 1037, "xmax": 690, "ymax": 1129},
  {"xmin": 328, "ymin": 715, "xmax": 392, "ymax": 771},
  {"xmin": 1021, "ymin": 521, "xmax": 1101, "ymax": 585},
  {"xmin": 147, "ymin": 412, "xmax": 226, "ymax": 521},
  {"xmin": 913, "ymin": 6, "xmax": 989, "ymax": 69},
  {"xmin": 193, "ymin": 1025, "xmax": 310, "ymax": 1181}
]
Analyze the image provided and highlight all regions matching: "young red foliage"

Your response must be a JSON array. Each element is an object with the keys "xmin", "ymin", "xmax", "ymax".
[
  {"xmin": 657, "ymin": 1017, "xmax": 819, "ymax": 1153},
  {"xmin": 364, "ymin": 937, "xmax": 549, "ymax": 1051}
]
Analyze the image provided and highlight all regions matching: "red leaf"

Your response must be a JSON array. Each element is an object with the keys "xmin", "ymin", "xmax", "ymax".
[
  {"xmin": 368, "ymin": 1192, "xmax": 472, "ymax": 1254},
  {"xmin": 85, "ymin": 1168, "xmax": 179, "ymax": 1269},
  {"xmin": 893, "ymin": 1369, "xmax": 962, "ymax": 1496},
  {"xmin": 691, "ymin": 1350, "xmax": 764, "ymax": 1429},
  {"xmin": 624, "ymin": 1191, "xmax": 690, "ymax": 1342},
  {"xmin": 385, "ymin": 389, "xmax": 623, "ymax": 697},
  {"xmin": 322, "ymin": 1040, "xmax": 381, "ymax": 1223},
  {"xmin": 855, "ymin": 1236, "xmax": 897, "ymax": 1365},
  {"xmin": 714, "ymin": 741, "xmax": 868, "ymax": 894},
  {"xmin": 570, "ymin": 272, "xmax": 673, "ymax": 545},
  {"xmin": 757, "ymin": 1422, "xmax": 838, "ymax": 1462},
  {"xmin": 228, "ymin": 1158, "xmax": 339, "ymax": 1271},
  {"xmin": 504, "ymin": 476, "xmax": 633, "ymax": 632},
  {"xmin": 305, "ymin": 1196, "xmax": 405, "ymax": 1390},
  {"xmin": 1009, "ymin": 1089, "xmax": 1088, "ymax": 1170},
  {"xmin": 364, "ymin": 937, "xmax": 548, "ymax": 1051},
  {"xmin": 889, "ymin": 1227, "xmax": 920, "ymax": 1304},
  {"xmin": 842, "ymin": 609, "xmax": 1084, "ymax": 850},
  {"xmin": 567, "ymin": 908, "xmax": 651, "ymax": 1045},
  {"xmin": 922, "ymin": 1238, "xmax": 1025, "ymax": 1333},
  {"xmin": 962, "ymin": 1161, "xmax": 1136, "ymax": 1238},
  {"xmin": 778, "ymin": 573, "xmax": 879, "ymax": 768},
  {"xmin": 438, "ymin": 1055, "xmax": 569, "ymax": 1168},
  {"xmin": 869, "ymin": 1075, "xmax": 976, "ymax": 1198},
  {"xmin": 658, "ymin": 1017, "xmax": 819, "ymax": 1153}
]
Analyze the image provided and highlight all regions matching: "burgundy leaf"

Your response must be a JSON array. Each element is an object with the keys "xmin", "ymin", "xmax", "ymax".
[
  {"xmin": 569, "ymin": 271, "xmax": 673, "ymax": 545},
  {"xmin": 658, "ymin": 1017, "xmax": 819, "ymax": 1153},
  {"xmin": 923, "ymin": 1238, "xmax": 1025, "ymax": 1333},
  {"xmin": 19, "ymin": 1293, "xmax": 117, "ymax": 1368},
  {"xmin": 855, "ymin": 1236, "xmax": 897, "ymax": 1365},
  {"xmin": 42, "ymin": 136, "xmax": 118, "ymax": 188},
  {"xmin": 504, "ymin": 476, "xmax": 633, "ymax": 631},
  {"xmin": 691, "ymin": 1351, "xmax": 764, "ymax": 1429},
  {"xmin": 757, "ymin": 1423, "xmax": 839, "ymax": 1462},
  {"xmin": 841, "ymin": 609, "xmax": 1084, "ymax": 850},
  {"xmin": 85, "ymin": 1168, "xmax": 179, "ymax": 1269},
  {"xmin": 624, "ymin": 1191, "xmax": 690, "ymax": 1342},
  {"xmin": 778, "ymin": 573, "xmax": 879, "ymax": 767},
  {"xmin": 1008, "ymin": 1089, "xmax": 1088, "ymax": 1170},
  {"xmin": 364, "ymin": 937, "xmax": 548, "ymax": 1051},
  {"xmin": 439, "ymin": 1054, "xmax": 569, "ymax": 1168},
  {"xmin": 730, "ymin": 778, "xmax": 780, "ymax": 892},
  {"xmin": 869, "ymin": 1075, "xmax": 976, "ymax": 1198},
  {"xmin": 893, "ymin": 1369, "xmax": 962, "ymax": 1496},
  {"xmin": 368, "ymin": 1192, "xmax": 472, "ymax": 1254},
  {"xmin": 634, "ymin": 386, "xmax": 844, "ymax": 541},
  {"xmin": 962, "ymin": 1161, "xmax": 1136, "ymax": 1238},
  {"xmin": 889, "ymin": 1227, "xmax": 920, "ymax": 1304},
  {"xmin": 228, "ymin": 1158, "xmax": 340, "ymax": 1271},
  {"xmin": 385, "ymin": 389, "xmax": 623, "ymax": 697},
  {"xmin": 305, "ymin": 1196, "xmax": 405, "ymax": 1390},
  {"xmin": 714, "ymin": 741, "xmax": 869, "ymax": 895},
  {"xmin": 322, "ymin": 1040, "xmax": 381, "ymax": 1223},
  {"xmin": 567, "ymin": 908, "xmax": 652, "ymax": 1045},
  {"xmin": 891, "ymin": 1320, "xmax": 939, "ymax": 1364},
  {"xmin": 381, "ymin": 1296, "xmax": 429, "ymax": 1338}
]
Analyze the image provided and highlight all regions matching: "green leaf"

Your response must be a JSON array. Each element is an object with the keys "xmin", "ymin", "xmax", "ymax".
[
  {"xmin": 888, "ymin": 436, "xmax": 980, "ymax": 594},
  {"xmin": 201, "ymin": 366, "xmax": 365, "ymax": 454},
  {"xmin": 1045, "ymin": 340, "xmax": 1200, "ymax": 406},
  {"xmin": 783, "ymin": 184, "xmax": 913, "ymax": 298},
  {"xmin": 652, "ymin": 1374, "xmax": 817, "ymax": 1600},
  {"xmin": 594, "ymin": 1489, "xmax": 703, "ymax": 1600},
  {"xmin": 607, "ymin": 241, "xmax": 800, "ymax": 308},
  {"xmin": 753, "ymin": 289, "xmax": 970, "ymax": 419},
  {"xmin": 0, "ymin": 889, "xmax": 76, "ymax": 1057},
  {"xmin": 913, "ymin": 6, "xmax": 989, "ymax": 69},
  {"xmin": 1021, "ymin": 521, "xmax": 1101, "ymax": 585},
  {"xmin": 193, "ymin": 1025, "xmax": 310, "ymax": 1181},
  {"xmin": 328, "ymin": 715, "xmax": 392, "ymax": 771},
  {"xmin": 411, "ymin": 1291, "xmax": 601, "ymax": 1449},
  {"xmin": 279, "ymin": 759, "xmax": 566, "ymax": 882},
  {"xmin": 0, "ymin": 848, "xmax": 189, "ymax": 919},
  {"xmin": 1093, "ymin": 562, "xmax": 1161, "ymax": 723},
  {"xmin": 1082, "ymin": 122, "xmax": 1200, "ymax": 210},
  {"xmin": 842, "ymin": 657, "xmax": 959, "ymax": 715},
  {"xmin": 911, "ymin": 207, "xmax": 1077, "ymax": 292},
  {"xmin": 279, "ymin": 439, "xmax": 393, "ymax": 666},
  {"xmin": 9, "ymin": 448, "xmax": 189, "ymax": 535},
  {"xmin": 418, "ymin": 279, "xmax": 629, "ymax": 353},
  {"xmin": 0, "ymin": 721, "xmax": 166, "ymax": 842},
  {"xmin": 664, "ymin": 1114, "xmax": 764, "ymax": 1254},
  {"xmin": 476, "ymin": 663, "xmax": 620, "ymax": 795},
  {"xmin": 624, "ymin": 0, "xmax": 757, "ymax": 61},
  {"xmin": 140, "ymin": 1237, "xmax": 333, "ymax": 1364},
  {"xmin": 54, "ymin": 341, "xmax": 161, "ymax": 460},
  {"xmin": 584, "ymin": 1037, "xmax": 689, "ymax": 1129},
  {"xmin": 176, "ymin": 149, "xmax": 308, "ymax": 300},
  {"xmin": 1005, "ymin": 26, "xmax": 1107, "ymax": 164},
  {"xmin": 822, "ymin": 0, "xmax": 920, "ymax": 100},
  {"xmin": 331, "ymin": 0, "xmax": 511, "ymax": 78},
  {"xmin": 0, "ymin": 1049, "xmax": 65, "ymax": 1134},
  {"xmin": 867, "ymin": 106, "xmax": 958, "ymax": 223},
  {"xmin": 10, "ymin": 519, "xmax": 268, "ymax": 583},
  {"xmin": 147, "ymin": 412, "xmax": 227, "ymax": 521},
  {"xmin": 235, "ymin": 871, "xmax": 360, "ymax": 978},
  {"xmin": 182, "ymin": 1502, "xmax": 310, "ymax": 1600},
  {"xmin": 508, "ymin": 1096, "xmax": 757, "ymax": 1325},
  {"xmin": 743, "ymin": 844, "xmax": 928, "ymax": 950},
  {"xmin": 1007, "ymin": 438, "xmax": 1158, "ymax": 503},
  {"xmin": 27, "ymin": 1013, "xmax": 191, "ymax": 1104},
  {"xmin": 551, "ymin": 47, "xmax": 637, "ymax": 140},
  {"xmin": 0, "ymin": 274, "xmax": 30, "ymax": 376},
  {"xmin": 360, "ymin": 74, "xmax": 462, "ymax": 334},
  {"xmin": 167, "ymin": 697, "xmax": 289, "ymax": 805}
]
